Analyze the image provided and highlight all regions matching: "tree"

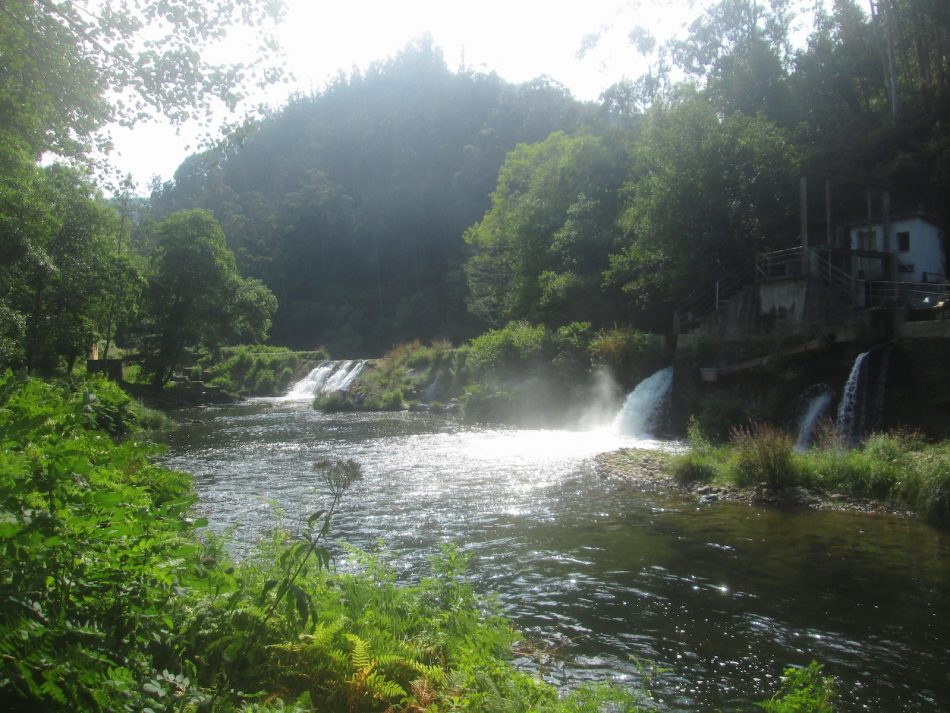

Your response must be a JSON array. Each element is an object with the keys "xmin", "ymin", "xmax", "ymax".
[
  {"xmin": 147, "ymin": 41, "xmax": 589, "ymax": 353},
  {"xmin": 0, "ymin": 0, "xmax": 284, "ymax": 371},
  {"xmin": 464, "ymin": 131, "xmax": 628, "ymax": 327},
  {"xmin": 0, "ymin": 0, "xmax": 286, "ymax": 162},
  {"xmin": 605, "ymin": 90, "xmax": 800, "ymax": 321},
  {"xmin": 144, "ymin": 209, "xmax": 275, "ymax": 386},
  {"xmin": 0, "ymin": 166, "xmax": 135, "ymax": 372}
]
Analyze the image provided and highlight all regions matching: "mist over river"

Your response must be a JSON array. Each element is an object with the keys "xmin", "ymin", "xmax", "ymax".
[{"xmin": 162, "ymin": 400, "xmax": 950, "ymax": 711}]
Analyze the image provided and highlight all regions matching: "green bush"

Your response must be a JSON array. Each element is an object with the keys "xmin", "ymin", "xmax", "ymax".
[
  {"xmin": 728, "ymin": 424, "xmax": 799, "ymax": 490},
  {"xmin": 466, "ymin": 321, "xmax": 551, "ymax": 375},
  {"xmin": 378, "ymin": 388, "xmax": 405, "ymax": 411},
  {"xmin": 313, "ymin": 392, "xmax": 354, "ymax": 412},
  {"xmin": 757, "ymin": 661, "xmax": 836, "ymax": 712},
  {"xmin": 671, "ymin": 450, "xmax": 718, "ymax": 485},
  {"xmin": 461, "ymin": 384, "xmax": 514, "ymax": 422},
  {"xmin": 589, "ymin": 327, "xmax": 664, "ymax": 379}
]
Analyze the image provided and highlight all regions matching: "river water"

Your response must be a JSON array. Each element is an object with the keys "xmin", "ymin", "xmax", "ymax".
[{"xmin": 162, "ymin": 399, "xmax": 950, "ymax": 711}]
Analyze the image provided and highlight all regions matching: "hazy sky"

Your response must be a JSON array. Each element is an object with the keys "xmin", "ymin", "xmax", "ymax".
[{"xmin": 107, "ymin": 0, "xmax": 695, "ymax": 190}]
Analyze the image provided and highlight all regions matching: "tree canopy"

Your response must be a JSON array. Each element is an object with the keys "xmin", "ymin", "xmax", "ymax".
[
  {"xmin": 0, "ymin": 0, "xmax": 284, "ymax": 376},
  {"xmin": 0, "ymin": 0, "xmax": 285, "ymax": 161},
  {"xmin": 2, "ymin": 1, "xmax": 948, "ymax": 375},
  {"xmin": 144, "ymin": 209, "xmax": 276, "ymax": 386}
]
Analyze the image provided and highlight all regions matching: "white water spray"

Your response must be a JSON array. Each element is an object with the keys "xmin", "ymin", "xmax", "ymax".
[
  {"xmin": 836, "ymin": 351, "xmax": 869, "ymax": 445},
  {"xmin": 612, "ymin": 367, "xmax": 674, "ymax": 438},
  {"xmin": 281, "ymin": 360, "xmax": 367, "ymax": 401},
  {"xmin": 794, "ymin": 386, "xmax": 834, "ymax": 452}
]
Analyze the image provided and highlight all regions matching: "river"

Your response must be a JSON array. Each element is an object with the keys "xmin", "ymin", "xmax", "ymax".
[{"xmin": 161, "ymin": 399, "xmax": 950, "ymax": 711}]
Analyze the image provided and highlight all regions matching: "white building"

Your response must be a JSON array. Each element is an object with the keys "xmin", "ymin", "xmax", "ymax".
[{"xmin": 849, "ymin": 214, "xmax": 945, "ymax": 284}]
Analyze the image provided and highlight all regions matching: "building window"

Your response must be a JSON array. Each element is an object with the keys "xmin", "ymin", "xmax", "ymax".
[
  {"xmin": 897, "ymin": 231, "xmax": 911, "ymax": 252},
  {"xmin": 857, "ymin": 230, "xmax": 875, "ymax": 250}
]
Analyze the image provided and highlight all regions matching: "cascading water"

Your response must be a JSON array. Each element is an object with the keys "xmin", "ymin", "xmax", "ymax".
[
  {"xmin": 835, "ymin": 347, "xmax": 892, "ymax": 446},
  {"xmin": 836, "ymin": 351, "xmax": 869, "ymax": 445},
  {"xmin": 281, "ymin": 360, "xmax": 367, "ymax": 401},
  {"xmin": 794, "ymin": 384, "xmax": 834, "ymax": 452},
  {"xmin": 324, "ymin": 360, "xmax": 366, "ymax": 393},
  {"xmin": 612, "ymin": 366, "xmax": 674, "ymax": 438}
]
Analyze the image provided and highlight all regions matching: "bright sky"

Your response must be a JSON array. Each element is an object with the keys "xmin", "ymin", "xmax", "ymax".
[{"xmin": 107, "ymin": 0, "xmax": 695, "ymax": 191}]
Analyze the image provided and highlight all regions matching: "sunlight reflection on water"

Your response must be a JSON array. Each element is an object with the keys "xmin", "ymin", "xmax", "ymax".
[{"xmin": 162, "ymin": 402, "xmax": 950, "ymax": 713}]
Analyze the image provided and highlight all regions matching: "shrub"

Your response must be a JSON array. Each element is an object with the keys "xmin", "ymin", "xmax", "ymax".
[
  {"xmin": 466, "ymin": 321, "xmax": 550, "ymax": 375},
  {"xmin": 461, "ymin": 384, "xmax": 513, "ymax": 422},
  {"xmin": 314, "ymin": 392, "xmax": 354, "ymax": 412},
  {"xmin": 757, "ymin": 661, "xmax": 836, "ymax": 712},
  {"xmin": 378, "ymin": 389, "xmax": 405, "ymax": 411},
  {"xmin": 589, "ymin": 327, "xmax": 663, "ymax": 378},
  {"xmin": 252, "ymin": 368, "xmax": 276, "ymax": 395},
  {"xmin": 671, "ymin": 450, "xmax": 717, "ymax": 485},
  {"xmin": 277, "ymin": 366, "xmax": 295, "ymax": 390},
  {"xmin": 728, "ymin": 423, "xmax": 799, "ymax": 490}
]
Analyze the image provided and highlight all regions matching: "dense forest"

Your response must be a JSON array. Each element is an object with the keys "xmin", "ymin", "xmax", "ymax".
[
  {"xmin": 2, "ymin": 0, "xmax": 949, "ymax": 374},
  {"xmin": 141, "ymin": 0, "xmax": 950, "ymax": 356}
]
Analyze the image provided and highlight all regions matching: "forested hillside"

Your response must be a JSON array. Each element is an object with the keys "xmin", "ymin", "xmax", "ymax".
[
  {"xmin": 148, "ymin": 39, "xmax": 593, "ymax": 353},
  {"xmin": 3, "ymin": 0, "xmax": 948, "ymax": 377},
  {"xmin": 147, "ymin": 0, "xmax": 950, "ymax": 356}
]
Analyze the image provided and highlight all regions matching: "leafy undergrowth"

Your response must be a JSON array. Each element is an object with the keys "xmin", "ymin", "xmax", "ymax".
[
  {"xmin": 350, "ymin": 339, "xmax": 460, "ymax": 412},
  {"xmin": 0, "ymin": 371, "xmax": 836, "ymax": 711},
  {"xmin": 670, "ymin": 420, "xmax": 950, "ymax": 527}
]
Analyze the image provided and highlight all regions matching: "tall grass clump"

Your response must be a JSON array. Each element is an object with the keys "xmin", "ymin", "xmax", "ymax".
[
  {"xmin": 757, "ymin": 661, "xmax": 836, "ymax": 712},
  {"xmin": 806, "ymin": 431, "xmax": 950, "ymax": 526},
  {"xmin": 353, "ymin": 340, "xmax": 458, "ymax": 410},
  {"xmin": 670, "ymin": 417, "xmax": 720, "ymax": 485},
  {"xmin": 728, "ymin": 423, "xmax": 799, "ymax": 490},
  {"xmin": 465, "ymin": 321, "xmax": 551, "ymax": 376}
]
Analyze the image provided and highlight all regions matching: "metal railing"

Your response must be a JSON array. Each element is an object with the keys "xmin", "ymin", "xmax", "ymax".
[
  {"xmin": 672, "ymin": 245, "xmax": 949, "ymax": 334},
  {"xmin": 807, "ymin": 248, "xmax": 854, "ymax": 297},
  {"xmin": 673, "ymin": 259, "xmax": 755, "ymax": 334}
]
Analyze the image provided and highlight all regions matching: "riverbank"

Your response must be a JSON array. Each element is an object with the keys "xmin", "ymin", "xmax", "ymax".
[
  {"xmin": 596, "ymin": 429, "xmax": 950, "ymax": 527},
  {"xmin": 596, "ymin": 448, "xmax": 914, "ymax": 516},
  {"xmin": 3, "ymin": 371, "xmax": 840, "ymax": 711}
]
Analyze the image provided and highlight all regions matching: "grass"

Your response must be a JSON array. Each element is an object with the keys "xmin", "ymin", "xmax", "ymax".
[{"xmin": 669, "ymin": 422, "xmax": 950, "ymax": 527}]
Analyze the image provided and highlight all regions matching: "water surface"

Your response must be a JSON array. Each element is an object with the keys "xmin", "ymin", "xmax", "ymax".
[{"xmin": 162, "ymin": 400, "xmax": 950, "ymax": 711}]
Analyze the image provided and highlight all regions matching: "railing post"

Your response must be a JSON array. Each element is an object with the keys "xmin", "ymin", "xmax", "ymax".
[{"xmin": 715, "ymin": 280, "xmax": 720, "ymax": 311}]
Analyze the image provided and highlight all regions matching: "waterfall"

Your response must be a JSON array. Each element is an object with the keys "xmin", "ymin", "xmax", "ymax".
[
  {"xmin": 281, "ymin": 360, "xmax": 366, "ymax": 401},
  {"xmin": 324, "ymin": 360, "xmax": 366, "ymax": 393},
  {"xmin": 836, "ymin": 351, "xmax": 869, "ymax": 446},
  {"xmin": 794, "ymin": 384, "xmax": 834, "ymax": 452},
  {"xmin": 612, "ymin": 367, "xmax": 674, "ymax": 438},
  {"xmin": 835, "ymin": 347, "xmax": 891, "ymax": 446}
]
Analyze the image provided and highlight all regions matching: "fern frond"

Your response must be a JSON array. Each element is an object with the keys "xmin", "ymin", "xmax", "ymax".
[
  {"xmin": 365, "ymin": 671, "xmax": 407, "ymax": 701},
  {"xmin": 345, "ymin": 633, "xmax": 372, "ymax": 672}
]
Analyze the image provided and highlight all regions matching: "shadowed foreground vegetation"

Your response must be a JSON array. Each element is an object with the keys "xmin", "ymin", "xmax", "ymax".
[{"xmin": 0, "ymin": 371, "xmax": 835, "ymax": 711}]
